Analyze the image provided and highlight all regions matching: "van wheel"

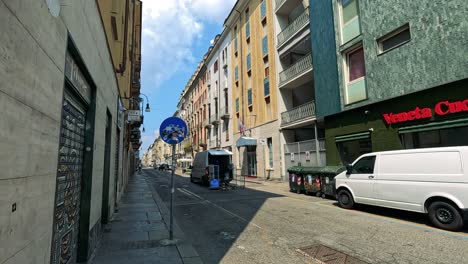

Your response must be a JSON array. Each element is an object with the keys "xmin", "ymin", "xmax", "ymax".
[
  {"xmin": 337, "ymin": 190, "xmax": 354, "ymax": 209},
  {"xmin": 428, "ymin": 201, "xmax": 464, "ymax": 231}
]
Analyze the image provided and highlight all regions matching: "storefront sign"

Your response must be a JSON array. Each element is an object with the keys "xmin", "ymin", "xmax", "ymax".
[
  {"xmin": 127, "ymin": 110, "xmax": 141, "ymax": 122},
  {"xmin": 383, "ymin": 99, "xmax": 468, "ymax": 125},
  {"xmin": 65, "ymin": 52, "xmax": 92, "ymax": 103}
]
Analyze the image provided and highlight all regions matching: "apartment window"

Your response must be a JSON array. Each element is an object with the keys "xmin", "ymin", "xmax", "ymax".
[
  {"xmin": 234, "ymin": 66, "xmax": 239, "ymax": 82},
  {"xmin": 235, "ymin": 98, "xmax": 239, "ymax": 113},
  {"xmin": 245, "ymin": 8, "xmax": 249, "ymax": 21},
  {"xmin": 224, "ymin": 90, "xmax": 228, "ymax": 112},
  {"xmin": 265, "ymin": 66, "xmax": 269, "ymax": 77},
  {"xmin": 340, "ymin": 0, "xmax": 361, "ymax": 43},
  {"xmin": 262, "ymin": 36, "xmax": 268, "ymax": 57},
  {"xmin": 264, "ymin": 78, "xmax": 270, "ymax": 97},
  {"xmin": 234, "ymin": 37, "xmax": 238, "ymax": 56},
  {"xmin": 225, "ymin": 122, "xmax": 230, "ymax": 141},
  {"xmin": 246, "ymin": 20, "xmax": 250, "ymax": 40},
  {"xmin": 341, "ymin": 0, "xmax": 358, "ymax": 25},
  {"xmin": 247, "ymin": 88, "xmax": 252, "ymax": 106},
  {"xmin": 260, "ymin": 0, "xmax": 267, "ymax": 20},
  {"xmin": 214, "ymin": 60, "xmax": 218, "ymax": 73},
  {"xmin": 378, "ymin": 24, "xmax": 411, "ymax": 54},
  {"xmin": 246, "ymin": 54, "xmax": 251, "ymax": 72},
  {"xmin": 344, "ymin": 46, "xmax": 367, "ymax": 104},
  {"xmin": 347, "ymin": 47, "xmax": 365, "ymax": 82},
  {"xmin": 267, "ymin": 138, "xmax": 273, "ymax": 168}
]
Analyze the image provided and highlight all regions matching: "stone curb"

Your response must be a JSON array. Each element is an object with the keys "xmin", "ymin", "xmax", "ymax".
[{"xmin": 143, "ymin": 172, "xmax": 204, "ymax": 264}]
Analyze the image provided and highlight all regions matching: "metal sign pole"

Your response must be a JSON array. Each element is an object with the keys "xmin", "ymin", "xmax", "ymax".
[{"xmin": 169, "ymin": 144, "xmax": 176, "ymax": 240}]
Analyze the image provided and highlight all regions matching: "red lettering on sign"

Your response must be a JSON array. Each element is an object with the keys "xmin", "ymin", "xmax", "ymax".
[
  {"xmin": 383, "ymin": 98, "xmax": 468, "ymax": 124},
  {"xmin": 435, "ymin": 101, "xmax": 449, "ymax": 115}
]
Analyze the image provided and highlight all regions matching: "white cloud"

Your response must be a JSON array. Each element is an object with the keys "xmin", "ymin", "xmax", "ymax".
[{"xmin": 140, "ymin": 0, "xmax": 236, "ymax": 90}]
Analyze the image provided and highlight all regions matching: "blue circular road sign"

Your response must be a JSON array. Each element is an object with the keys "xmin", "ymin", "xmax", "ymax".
[{"xmin": 159, "ymin": 117, "xmax": 187, "ymax": 145}]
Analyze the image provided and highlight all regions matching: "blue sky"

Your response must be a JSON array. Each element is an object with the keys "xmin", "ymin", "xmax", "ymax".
[{"xmin": 139, "ymin": 0, "xmax": 236, "ymax": 155}]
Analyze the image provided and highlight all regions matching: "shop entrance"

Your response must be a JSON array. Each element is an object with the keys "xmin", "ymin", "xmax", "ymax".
[
  {"xmin": 247, "ymin": 146, "xmax": 257, "ymax": 176},
  {"xmin": 50, "ymin": 95, "xmax": 87, "ymax": 264}
]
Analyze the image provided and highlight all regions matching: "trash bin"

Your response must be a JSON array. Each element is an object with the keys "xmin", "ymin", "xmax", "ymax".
[
  {"xmin": 303, "ymin": 168, "xmax": 322, "ymax": 196},
  {"xmin": 319, "ymin": 166, "xmax": 345, "ymax": 198},
  {"xmin": 287, "ymin": 166, "xmax": 304, "ymax": 194}
]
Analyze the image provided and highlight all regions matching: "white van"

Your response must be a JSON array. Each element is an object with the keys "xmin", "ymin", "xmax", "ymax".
[
  {"xmin": 335, "ymin": 146, "xmax": 468, "ymax": 231},
  {"xmin": 191, "ymin": 149, "xmax": 233, "ymax": 185}
]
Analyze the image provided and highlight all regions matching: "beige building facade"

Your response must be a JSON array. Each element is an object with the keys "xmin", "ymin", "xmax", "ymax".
[{"xmin": 0, "ymin": 0, "xmax": 142, "ymax": 263}]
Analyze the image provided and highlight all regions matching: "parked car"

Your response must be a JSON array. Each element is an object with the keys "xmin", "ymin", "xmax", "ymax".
[
  {"xmin": 191, "ymin": 149, "xmax": 233, "ymax": 185},
  {"xmin": 158, "ymin": 164, "xmax": 171, "ymax": 171},
  {"xmin": 335, "ymin": 146, "xmax": 468, "ymax": 231}
]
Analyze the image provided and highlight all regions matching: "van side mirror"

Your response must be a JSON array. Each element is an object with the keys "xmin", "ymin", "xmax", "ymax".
[{"xmin": 346, "ymin": 164, "xmax": 353, "ymax": 175}]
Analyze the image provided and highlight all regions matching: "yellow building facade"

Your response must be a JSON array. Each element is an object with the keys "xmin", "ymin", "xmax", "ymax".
[{"xmin": 226, "ymin": 0, "xmax": 282, "ymax": 179}]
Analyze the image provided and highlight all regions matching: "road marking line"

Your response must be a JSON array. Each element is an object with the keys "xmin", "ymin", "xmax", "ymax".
[{"xmin": 180, "ymin": 188, "xmax": 204, "ymax": 200}]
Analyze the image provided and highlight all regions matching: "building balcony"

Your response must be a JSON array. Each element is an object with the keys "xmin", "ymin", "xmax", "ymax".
[
  {"xmin": 278, "ymin": 53, "xmax": 313, "ymax": 89},
  {"xmin": 277, "ymin": 9, "xmax": 310, "ymax": 49},
  {"xmin": 210, "ymin": 113, "xmax": 220, "ymax": 125},
  {"xmin": 220, "ymin": 106, "xmax": 230, "ymax": 120},
  {"xmin": 275, "ymin": 0, "xmax": 303, "ymax": 15},
  {"xmin": 280, "ymin": 101, "xmax": 316, "ymax": 128},
  {"xmin": 209, "ymin": 139, "xmax": 219, "ymax": 149},
  {"xmin": 203, "ymin": 119, "xmax": 211, "ymax": 128}
]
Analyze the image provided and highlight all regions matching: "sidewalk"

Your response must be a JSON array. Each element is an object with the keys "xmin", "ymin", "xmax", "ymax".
[{"xmin": 90, "ymin": 171, "xmax": 203, "ymax": 264}]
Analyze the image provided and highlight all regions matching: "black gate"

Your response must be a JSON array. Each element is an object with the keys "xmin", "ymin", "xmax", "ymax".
[{"xmin": 51, "ymin": 97, "xmax": 86, "ymax": 264}]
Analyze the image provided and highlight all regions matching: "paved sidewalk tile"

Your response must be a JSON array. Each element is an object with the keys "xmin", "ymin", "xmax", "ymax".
[{"xmin": 90, "ymin": 172, "xmax": 187, "ymax": 264}]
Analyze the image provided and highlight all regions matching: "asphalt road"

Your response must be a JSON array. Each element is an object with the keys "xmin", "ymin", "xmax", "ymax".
[{"xmin": 143, "ymin": 169, "xmax": 468, "ymax": 264}]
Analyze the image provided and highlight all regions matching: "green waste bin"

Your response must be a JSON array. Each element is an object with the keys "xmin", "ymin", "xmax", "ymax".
[
  {"xmin": 319, "ymin": 166, "xmax": 345, "ymax": 198},
  {"xmin": 288, "ymin": 166, "xmax": 305, "ymax": 194},
  {"xmin": 302, "ymin": 167, "xmax": 322, "ymax": 196}
]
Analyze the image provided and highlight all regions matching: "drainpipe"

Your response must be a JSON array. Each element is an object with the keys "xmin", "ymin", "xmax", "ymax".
[{"xmin": 116, "ymin": 0, "xmax": 130, "ymax": 75}]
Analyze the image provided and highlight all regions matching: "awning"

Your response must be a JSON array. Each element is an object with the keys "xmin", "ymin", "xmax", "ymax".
[
  {"xmin": 399, "ymin": 117, "xmax": 468, "ymax": 134},
  {"xmin": 236, "ymin": 137, "xmax": 257, "ymax": 147},
  {"xmin": 208, "ymin": 149, "xmax": 233, "ymax": 156},
  {"xmin": 335, "ymin": 131, "xmax": 370, "ymax": 143},
  {"xmin": 177, "ymin": 158, "xmax": 193, "ymax": 162}
]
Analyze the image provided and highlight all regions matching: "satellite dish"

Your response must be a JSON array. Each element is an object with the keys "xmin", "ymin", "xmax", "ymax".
[{"xmin": 46, "ymin": 0, "xmax": 61, "ymax": 17}]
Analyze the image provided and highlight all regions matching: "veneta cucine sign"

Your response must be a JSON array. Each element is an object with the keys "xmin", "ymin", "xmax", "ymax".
[{"xmin": 383, "ymin": 98, "xmax": 468, "ymax": 125}]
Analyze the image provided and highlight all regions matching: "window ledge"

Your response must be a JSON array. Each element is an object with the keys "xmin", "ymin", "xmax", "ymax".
[{"xmin": 339, "ymin": 34, "xmax": 363, "ymax": 53}]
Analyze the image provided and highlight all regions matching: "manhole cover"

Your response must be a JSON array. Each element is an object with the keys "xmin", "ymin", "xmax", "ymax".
[{"xmin": 297, "ymin": 245, "xmax": 368, "ymax": 264}]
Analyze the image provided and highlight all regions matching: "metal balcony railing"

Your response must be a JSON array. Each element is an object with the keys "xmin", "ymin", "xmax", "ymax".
[
  {"xmin": 281, "ymin": 101, "xmax": 316, "ymax": 126},
  {"xmin": 279, "ymin": 53, "xmax": 312, "ymax": 87},
  {"xmin": 277, "ymin": 9, "xmax": 310, "ymax": 48},
  {"xmin": 275, "ymin": 0, "xmax": 287, "ymax": 12}
]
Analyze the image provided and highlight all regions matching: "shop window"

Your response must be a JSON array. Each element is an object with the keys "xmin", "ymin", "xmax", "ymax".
[
  {"xmin": 345, "ymin": 46, "xmax": 367, "ymax": 104},
  {"xmin": 401, "ymin": 126, "xmax": 468, "ymax": 149},
  {"xmin": 351, "ymin": 156, "xmax": 375, "ymax": 174},
  {"xmin": 336, "ymin": 136, "xmax": 372, "ymax": 165},
  {"xmin": 378, "ymin": 24, "xmax": 411, "ymax": 54}
]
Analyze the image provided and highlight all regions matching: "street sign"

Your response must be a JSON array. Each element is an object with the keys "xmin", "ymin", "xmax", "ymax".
[
  {"xmin": 159, "ymin": 116, "xmax": 188, "ymax": 242},
  {"xmin": 127, "ymin": 110, "xmax": 141, "ymax": 122},
  {"xmin": 159, "ymin": 117, "xmax": 187, "ymax": 145}
]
